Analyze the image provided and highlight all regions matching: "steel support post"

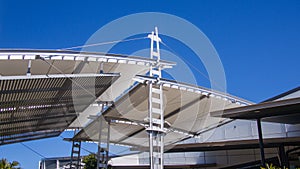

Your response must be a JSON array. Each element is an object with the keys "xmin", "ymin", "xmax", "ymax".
[
  {"xmin": 97, "ymin": 103, "xmax": 111, "ymax": 169},
  {"xmin": 97, "ymin": 104, "xmax": 104, "ymax": 169},
  {"xmin": 106, "ymin": 121, "xmax": 111, "ymax": 167},
  {"xmin": 257, "ymin": 118, "xmax": 266, "ymax": 167},
  {"xmin": 159, "ymin": 83, "xmax": 164, "ymax": 169},
  {"xmin": 148, "ymin": 82, "xmax": 154, "ymax": 169},
  {"xmin": 279, "ymin": 144, "xmax": 287, "ymax": 168},
  {"xmin": 97, "ymin": 118, "xmax": 103, "ymax": 168}
]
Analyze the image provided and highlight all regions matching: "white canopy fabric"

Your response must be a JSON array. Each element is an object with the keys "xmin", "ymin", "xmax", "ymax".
[{"xmin": 74, "ymin": 77, "xmax": 252, "ymax": 148}]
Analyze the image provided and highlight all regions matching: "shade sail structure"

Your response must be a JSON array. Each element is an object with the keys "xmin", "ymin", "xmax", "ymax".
[
  {"xmin": 73, "ymin": 77, "xmax": 251, "ymax": 148},
  {"xmin": 0, "ymin": 73, "xmax": 119, "ymax": 145},
  {"xmin": 0, "ymin": 49, "xmax": 175, "ymax": 128}
]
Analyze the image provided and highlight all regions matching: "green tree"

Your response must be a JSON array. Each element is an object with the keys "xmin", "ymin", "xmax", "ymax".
[
  {"xmin": 0, "ymin": 158, "xmax": 21, "ymax": 169},
  {"xmin": 82, "ymin": 154, "xmax": 97, "ymax": 169}
]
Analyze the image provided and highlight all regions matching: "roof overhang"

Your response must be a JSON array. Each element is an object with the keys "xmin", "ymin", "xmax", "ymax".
[
  {"xmin": 0, "ymin": 49, "xmax": 175, "ymax": 68},
  {"xmin": 164, "ymin": 136, "xmax": 300, "ymax": 153},
  {"xmin": 0, "ymin": 49, "xmax": 176, "ymax": 128},
  {"xmin": 0, "ymin": 73, "xmax": 119, "ymax": 145},
  {"xmin": 211, "ymin": 97, "xmax": 300, "ymax": 124}
]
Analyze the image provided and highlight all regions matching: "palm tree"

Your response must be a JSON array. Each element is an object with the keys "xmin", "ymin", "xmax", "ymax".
[{"xmin": 0, "ymin": 158, "xmax": 21, "ymax": 169}]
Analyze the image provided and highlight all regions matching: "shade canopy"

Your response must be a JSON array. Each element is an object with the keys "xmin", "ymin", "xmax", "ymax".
[
  {"xmin": 0, "ymin": 73, "xmax": 119, "ymax": 145},
  {"xmin": 73, "ymin": 77, "xmax": 251, "ymax": 148},
  {"xmin": 0, "ymin": 49, "xmax": 175, "ymax": 128}
]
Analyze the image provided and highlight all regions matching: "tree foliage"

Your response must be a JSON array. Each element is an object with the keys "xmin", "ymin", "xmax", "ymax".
[
  {"xmin": 260, "ymin": 163, "xmax": 300, "ymax": 169},
  {"xmin": 82, "ymin": 154, "xmax": 97, "ymax": 169},
  {"xmin": 0, "ymin": 158, "xmax": 21, "ymax": 169}
]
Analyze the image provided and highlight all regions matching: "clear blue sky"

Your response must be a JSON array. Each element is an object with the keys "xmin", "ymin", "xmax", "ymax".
[{"xmin": 0, "ymin": 0, "xmax": 299, "ymax": 168}]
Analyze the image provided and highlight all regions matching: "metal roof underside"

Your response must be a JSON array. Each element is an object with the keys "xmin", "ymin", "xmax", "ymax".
[
  {"xmin": 211, "ymin": 96, "xmax": 300, "ymax": 124},
  {"xmin": 0, "ymin": 49, "xmax": 175, "ymax": 128},
  {"xmin": 74, "ymin": 78, "xmax": 251, "ymax": 148},
  {"xmin": 0, "ymin": 73, "xmax": 119, "ymax": 145},
  {"xmin": 164, "ymin": 136, "xmax": 300, "ymax": 153}
]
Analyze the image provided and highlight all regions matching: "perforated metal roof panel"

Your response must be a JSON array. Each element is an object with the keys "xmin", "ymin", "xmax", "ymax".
[
  {"xmin": 0, "ymin": 73, "xmax": 119, "ymax": 145},
  {"xmin": 74, "ymin": 77, "xmax": 251, "ymax": 148},
  {"xmin": 0, "ymin": 49, "xmax": 176, "ymax": 128},
  {"xmin": 0, "ymin": 130, "xmax": 62, "ymax": 145}
]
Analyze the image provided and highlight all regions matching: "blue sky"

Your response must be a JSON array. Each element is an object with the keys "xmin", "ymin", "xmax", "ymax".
[{"xmin": 0, "ymin": 0, "xmax": 299, "ymax": 168}]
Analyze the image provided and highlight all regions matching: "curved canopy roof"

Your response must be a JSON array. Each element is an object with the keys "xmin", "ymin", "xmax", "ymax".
[
  {"xmin": 73, "ymin": 77, "xmax": 252, "ymax": 148},
  {"xmin": 0, "ymin": 49, "xmax": 175, "ymax": 144},
  {"xmin": 0, "ymin": 73, "xmax": 119, "ymax": 145},
  {"xmin": 0, "ymin": 49, "xmax": 175, "ymax": 128}
]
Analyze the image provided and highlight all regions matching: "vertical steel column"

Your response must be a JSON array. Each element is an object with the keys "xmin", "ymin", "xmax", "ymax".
[
  {"xmin": 279, "ymin": 144, "xmax": 287, "ymax": 168},
  {"xmin": 159, "ymin": 81, "xmax": 164, "ymax": 169},
  {"xmin": 97, "ymin": 115, "xmax": 103, "ymax": 169},
  {"xmin": 257, "ymin": 118, "xmax": 266, "ymax": 167},
  {"xmin": 155, "ymin": 28, "xmax": 164, "ymax": 169},
  {"xmin": 148, "ymin": 82, "xmax": 154, "ymax": 169},
  {"xmin": 147, "ymin": 27, "xmax": 164, "ymax": 169},
  {"xmin": 106, "ymin": 121, "xmax": 111, "ymax": 167},
  {"xmin": 56, "ymin": 160, "xmax": 59, "ymax": 169},
  {"xmin": 43, "ymin": 160, "xmax": 46, "ymax": 169},
  {"xmin": 97, "ymin": 103, "xmax": 111, "ymax": 169}
]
